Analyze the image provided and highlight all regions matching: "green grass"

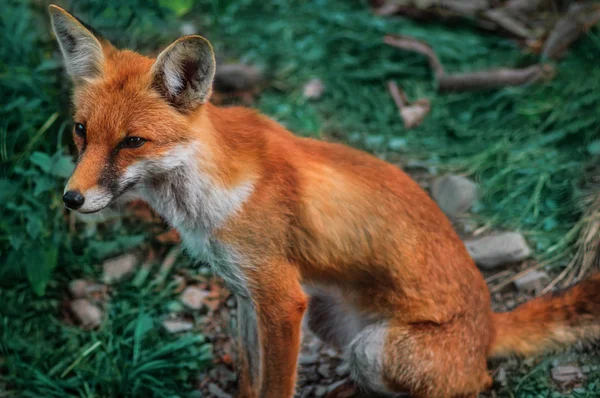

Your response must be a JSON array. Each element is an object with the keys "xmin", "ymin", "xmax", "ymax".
[{"xmin": 1, "ymin": 0, "xmax": 599, "ymax": 396}]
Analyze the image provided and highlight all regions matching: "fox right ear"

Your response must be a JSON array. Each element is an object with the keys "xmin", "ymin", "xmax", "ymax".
[
  {"xmin": 151, "ymin": 35, "xmax": 216, "ymax": 112},
  {"xmin": 49, "ymin": 5, "xmax": 104, "ymax": 82}
]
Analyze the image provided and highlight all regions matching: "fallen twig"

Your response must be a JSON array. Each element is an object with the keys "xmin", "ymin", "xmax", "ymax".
[
  {"xmin": 437, "ymin": 64, "xmax": 555, "ymax": 91},
  {"xmin": 387, "ymin": 81, "xmax": 431, "ymax": 129},
  {"xmin": 542, "ymin": 3, "xmax": 600, "ymax": 60},
  {"xmin": 384, "ymin": 35, "xmax": 444, "ymax": 78},
  {"xmin": 384, "ymin": 34, "xmax": 555, "ymax": 91}
]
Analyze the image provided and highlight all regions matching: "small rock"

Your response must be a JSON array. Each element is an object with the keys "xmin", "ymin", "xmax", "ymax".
[
  {"xmin": 551, "ymin": 365, "xmax": 584, "ymax": 383},
  {"xmin": 315, "ymin": 386, "xmax": 328, "ymax": 397},
  {"xmin": 304, "ymin": 366, "xmax": 321, "ymax": 383},
  {"xmin": 208, "ymin": 383, "xmax": 232, "ymax": 398},
  {"xmin": 581, "ymin": 365, "xmax": 591, "ymax": 374},
  {"xmin": 303, "ymin": 78, "xmax": 325, "ymax": 99},
  {"xmin": 300, "ymin": 386, "xmax": 314, "ymax": 398},
  {"xmin": 307, "ymin": 338, "xmax": 324, "ymax": 354},
  {"xmin": 495, "ymin": 367, "xmax": 507, "ymax": 384},
  {"xmin": 323, "ymin": 347, "xmax": 339, "ymax": 358},
  {"xmin": 299, "ymin": 353, "xmax": 320, "ymax": 366},
  {"xmin": 162, "ymin": 319, "xmax": 194, "ymax": 334},
  {"xmin": 180, "ymin": 286, "xmax": 210, "ymax": 310},
  {"xmin": 214, "ymin": 64, "xmax": 262, "ymax": 94},
  {"xmin": 69, "ymin": 279, "xmax": 88, "ymax": 298},
  {"xmin": 70, "ymin": 299, "xmax": 102, "ymax": 328},
  {"xmin": 399, "ymin": 99, "xmax": 431, "ymax": 129},
  {"xmin": 179, "ymin": 22, "xmax": 198, "ymax": 36},
  {"xmin": 102, "ymin": 253, "xmax": 137, "ymax": 283},
  {"xmin": 317, "ymin": 364, "xmax": 332, "ymax": 379},
  {"xmin": 465, "ymin": 232, "xmax": 532, "ymax": 269},
  {"xmin": 335, "ymin": 362, "xmax": 350, "ymax": 377},
  {"xmin": 431, "ymin": 175, "xmax": 478, "ymax": 217},
  {"xmin": 327, "ymin": 379, "xmax": 348, "ymax": 393},
  {"xmin": 514, "ymin": 270, "xmax": 549, "ymax": 295},
  {"xmin": 226, "ymin": 297, "xmax": 236, "ymax": 308}
]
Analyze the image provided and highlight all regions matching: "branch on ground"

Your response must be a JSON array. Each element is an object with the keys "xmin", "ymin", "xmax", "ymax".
[{"xmin": 384, "ymin": 34, "xmax": 555, "ymax": 91}]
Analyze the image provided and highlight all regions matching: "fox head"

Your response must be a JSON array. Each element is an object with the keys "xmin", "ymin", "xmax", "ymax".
[{"xmin": 49, "ymin": 5, "xmax": 216, "ymax": 213}]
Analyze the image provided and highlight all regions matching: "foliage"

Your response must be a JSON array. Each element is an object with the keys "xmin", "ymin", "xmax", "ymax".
[
  {"xmin": 0, "ymin": 0, "xmax": 210, "ymax": 396},
  {"xmin": 1, "ymin": 0, "xmax": 599, "ymax": 396},
  {"xmin": 0, "ymin": 275, "xmax": 212, "ymax": 397},
  {"xmin": 192, "ymin": 0, "xmax": 599, "ymax": 265}
]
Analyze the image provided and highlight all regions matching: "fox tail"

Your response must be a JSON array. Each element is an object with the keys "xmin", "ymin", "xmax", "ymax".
[{"xmin": 488, "ymin": 273, "xmax": 600, "ymax": 358}]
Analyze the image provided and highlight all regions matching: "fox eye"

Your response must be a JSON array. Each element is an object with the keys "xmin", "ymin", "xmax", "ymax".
[
  {"xmin": 121, "ymin": 136, "xmax": 146, "ymax": 149},
  {"xmin": 74, "ymin": 123, "xmax": 86, "ymax": 137}
]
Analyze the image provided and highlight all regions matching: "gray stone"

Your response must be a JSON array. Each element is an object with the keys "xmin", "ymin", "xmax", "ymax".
[
  {"xmin": 70, "ymin": 299, "xmax": 102, "ymax": 328},
  {"xmin": 162, "ymin": 319, "xmax": 194, "ymax": 334},
  {"xmin": 299, "ymin": 353, "xmax": 320, "ymax": 366},
  {"xmin": 514, "ymin": 270, "xmax": 549, "ymax": 295},
  {"xmin": 323, "ymin": 347, "xmax": 339, "ymax": 358},
  {"xmin": 208, "ymin": 383, "xmax": 232, "ymax": 398},
  {"xmin": 314, "ymin": 386, "xmax": 328, "ymax": 397},
  {"xmin": 180, "ymin": 286, "xmax": 210, "ymax": 310},
  {"xmin": 300, "ymin": 386, "xmax": 314, "ymax": 398},
  {"xmin": 102, "ymin": 253, "xmax": 137, "ymax": 283},
  {"xmin": 335, "ymin": 362, "xmax": 350, "ymax": 377},
  {"xmin": 327, "ymin": 379, "xmax": 348, "ymax": 393},
  {"xmin": 303, "ymin": 78, "xmax": 325, "ymax": 100},
  {"xmin": 495, "ymin": 367, "xmax": 507, "ymax": 384},
  {"xmin": 431, "ymin": 175, "xmax": 478, "ymax": 217},
  {"xmin": 317, "ymin": 364, "xmax": 331, "ymax": 379},
  {"xmin": 179, "ymin": 22, "xmax": 198, "ymax": 36},
  {"xmin": 465, "ymin": 232, "xmax": 532, "ymax": 269},
  {"xmin": 551, "ymin": 365, "xmax": 584, "ymax": 383},
  {"xmin": 214, "ymin": 64, "xmax": 261, "ymax": 93},
  {"xmin": 69, "ymin": 279, "xmax": 88, "ymax": 298}
]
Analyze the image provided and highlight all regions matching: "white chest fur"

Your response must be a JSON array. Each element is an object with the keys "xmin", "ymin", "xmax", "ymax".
[{"xmin": 126, "ymin": 143, "xmax": 254, "ymax": 296}]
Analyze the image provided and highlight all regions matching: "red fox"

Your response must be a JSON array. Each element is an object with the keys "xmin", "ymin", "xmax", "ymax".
[{"xmin": 49, "ymin": 5, "xmax": 600, "ymax": 398}]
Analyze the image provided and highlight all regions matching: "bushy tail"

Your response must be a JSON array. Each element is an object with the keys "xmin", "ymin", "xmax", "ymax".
[{"xmin": 488, "ymin": 273, "xmax": 600, "ymax": 358}]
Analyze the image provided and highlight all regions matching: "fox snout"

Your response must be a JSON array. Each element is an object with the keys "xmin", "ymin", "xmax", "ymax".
[{"xmin": 62, "ymin": 190, "xmax": 85, "ymax": 210}]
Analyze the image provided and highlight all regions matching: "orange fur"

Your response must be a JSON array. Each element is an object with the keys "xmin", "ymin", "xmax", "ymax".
[{"xmin": 49, "ymin": 5, "xmax": 600, "ymax": 397}]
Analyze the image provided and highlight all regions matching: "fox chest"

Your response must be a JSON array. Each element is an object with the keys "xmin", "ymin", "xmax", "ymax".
[{"xmin": 178, "ymin": 227, "xmax": 250, "ymax": 297}]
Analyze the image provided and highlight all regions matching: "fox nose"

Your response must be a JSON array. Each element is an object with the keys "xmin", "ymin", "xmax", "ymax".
[{"xmin": 63, "ymin": 190, "xmax": 85, "ymax": 210}]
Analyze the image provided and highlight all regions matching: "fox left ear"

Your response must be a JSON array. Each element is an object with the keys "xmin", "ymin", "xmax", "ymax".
[
  {"xmin": 151, "ymin": 35, "xmax": 216, "ymax": 112},
  {"xmin": 49, "ymin": 5, "xmax": 105, "ymax": 83}
]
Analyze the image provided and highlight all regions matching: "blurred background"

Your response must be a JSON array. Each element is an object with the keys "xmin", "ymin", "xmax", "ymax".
[{"xmin": 1, "ymin": 0, "xmax": 599, "ymax": 397}]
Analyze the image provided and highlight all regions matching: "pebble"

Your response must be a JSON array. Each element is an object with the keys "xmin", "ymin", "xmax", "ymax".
[
  {"xmin": 213, "ymin": 64, "xmax": 262, "ymax": 93},
  {"xmin": 317, "ymin": 364, "xmax": 331, "ymax": 379},
  {"xmin": 495, "ymin": 367, "xmax": 507, "ymax": 384},
  {"xmin": 551, "ymin": 365, "xmax": 584, "ymax": 383},
  {"xmin": 299, "ymin": 353, "xmax": 320, "ymax": 366},
  {"xmin": 335, "ymin": 362, "xmax": 350, "ymax": 377},
  {"xmin": 161, "ymin": 319, "xmax": 194, "ymax": 334},
  {"xmin": 208, "ymin": 383, "xmax": 232, "ymax": 398},
  {"xmin": 465, "ymin": 232, "xmax": 532, "ymax": 269},
  {"xmin": 431, "ymin": 175, "xmax": 478, "ymax": 217},
  {"xmin": 514, "ymin": 270, "xmax": 549, "ymax": 295},
  {"xmin": 300, "ymin": 386, "xmax": 314, "ymax": 398},
  {"xmin": 179, "ymin": 22, "xmax": 198, "ymax": 36},
  {"xmin": 327, "ymin": 379, "xmax": 348, "ymax": 393},
  {"xmin": 70, "ymin": 299, "xmax": 103, "ymax": 328},
  {"xmin": 69, "ymin": 279, "xmax": 88, "ymax": 298},
  {"xmin": 303, "ymin": 78, "xmax": 325, "ymax": 100},
  {"xmin": 323, "ymin": 348, "xmax": 339, "ymax": 358},
  {"xmin": 314, "ymin": 385, "xmax": 328, "ymax": 397},
  {"xmin": 102, "ymin": 253, "xmax": 137, "ymax": 283},
  {"xmin": 180, "ymin": 286, "xmax": 210, "ymax": 310}
]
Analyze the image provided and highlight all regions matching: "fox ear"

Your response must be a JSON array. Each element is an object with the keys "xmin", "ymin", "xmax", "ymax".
[
  {"xmin": 151, "ymin": 36, "xmax": 216, "ymax": 112},
  {"xmin": 49, "ymin": 5, "xmax": 104, "ymax": 82}
]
